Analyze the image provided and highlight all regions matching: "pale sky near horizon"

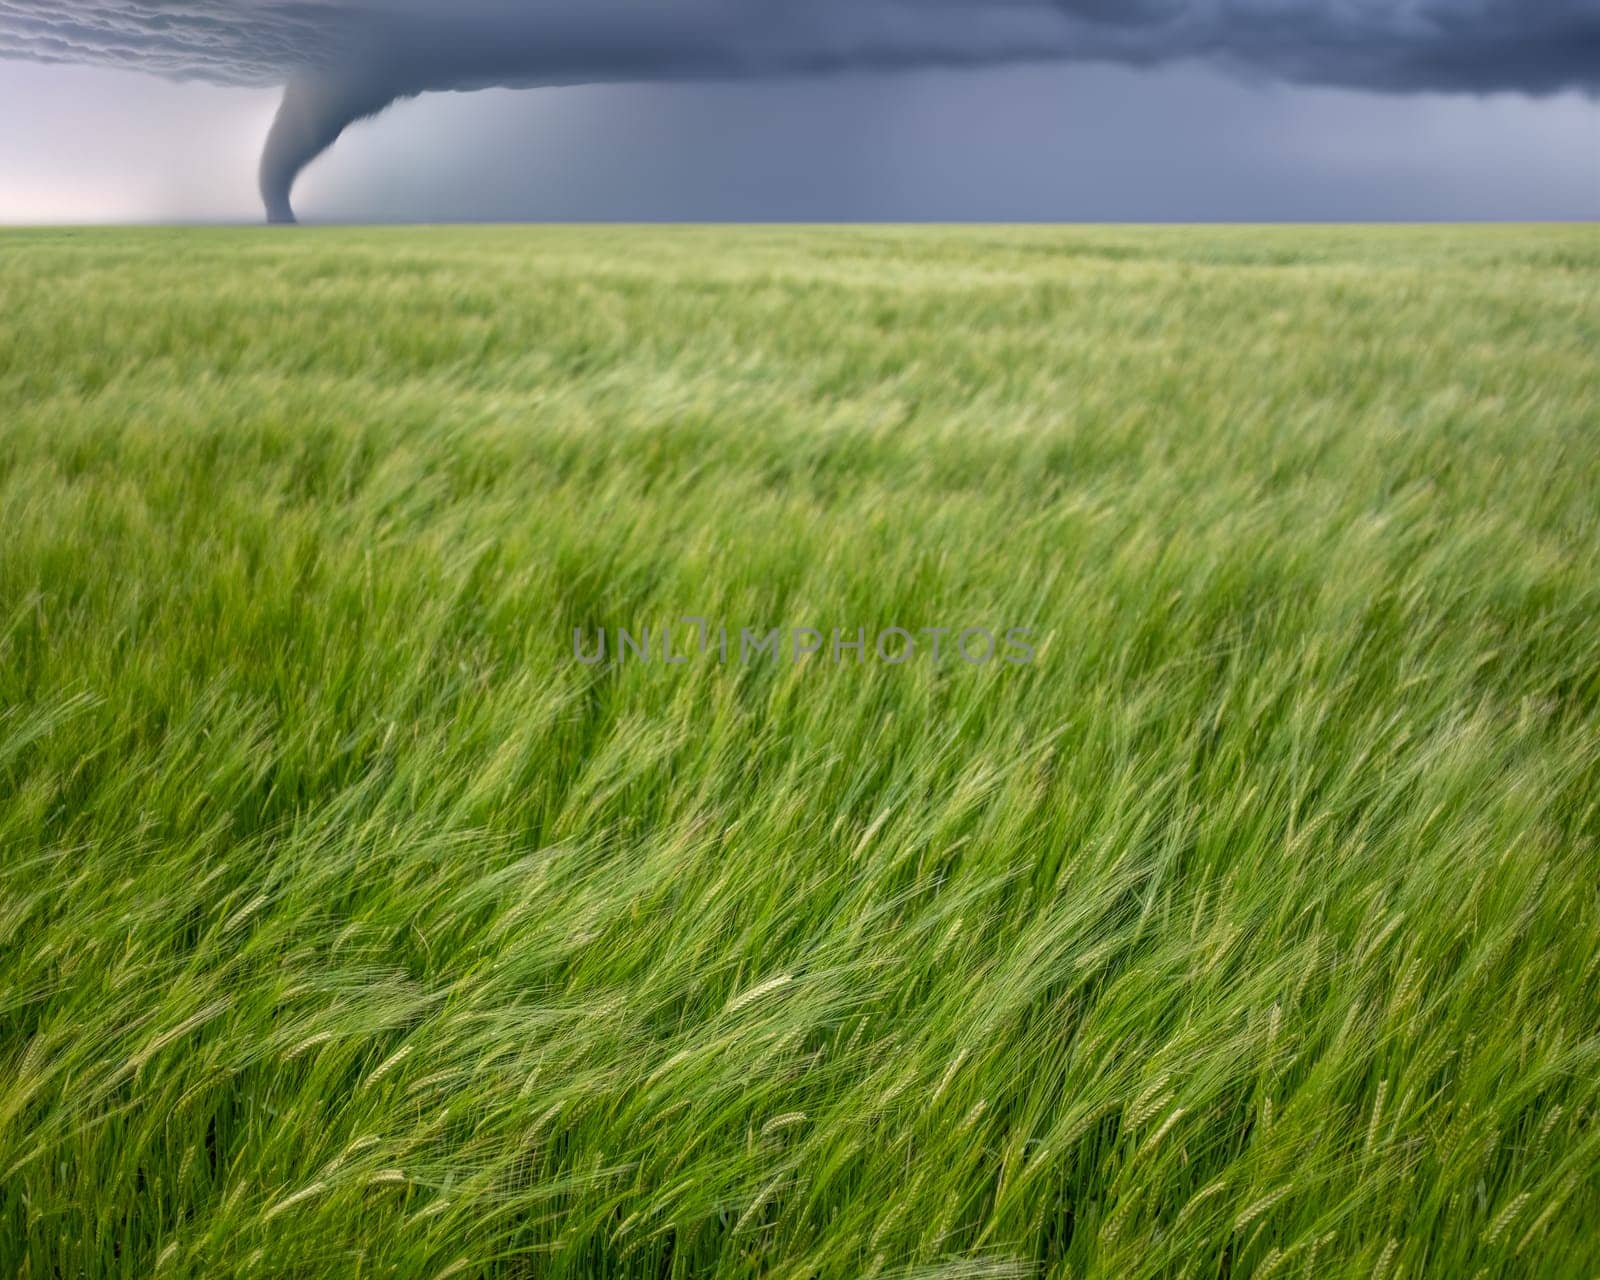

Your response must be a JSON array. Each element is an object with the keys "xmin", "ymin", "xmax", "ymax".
[{"xmin": 2, "ymin": 57, "xmax": 1596, "ymax": 224}]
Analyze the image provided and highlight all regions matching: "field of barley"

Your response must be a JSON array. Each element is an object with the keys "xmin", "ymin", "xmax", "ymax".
[{"xmin": 1, "ymin": 224, "xmax": 1597, "ymax": 1277}]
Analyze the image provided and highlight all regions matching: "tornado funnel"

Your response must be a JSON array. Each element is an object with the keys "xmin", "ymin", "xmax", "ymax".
[{"xmin": 260, "ymin": 73, "xmax": 402, "ymax": 224}]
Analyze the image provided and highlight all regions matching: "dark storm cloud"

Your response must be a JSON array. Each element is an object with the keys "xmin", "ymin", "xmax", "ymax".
[
  {"xmin": 4, "ymin": 1, "xmax": 1598, "ymax": 220},
  {"xmin": 7, "ymin": 1, "xmax": 1598, "ymax": 94}
]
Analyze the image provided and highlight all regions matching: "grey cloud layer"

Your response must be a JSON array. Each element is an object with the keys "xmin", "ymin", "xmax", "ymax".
[
  {"xmin": 6, "ymin": 1, "xmax": 1599, "ymax": 95},
  {"xmin": 5, "ymin": 1, "xmax": 1596, "ymax": 222}
]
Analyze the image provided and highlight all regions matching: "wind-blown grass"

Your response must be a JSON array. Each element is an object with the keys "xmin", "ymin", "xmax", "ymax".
[{"xmin": 1, "ymin": 224, "xmax": 1597, "ymax": 1278}]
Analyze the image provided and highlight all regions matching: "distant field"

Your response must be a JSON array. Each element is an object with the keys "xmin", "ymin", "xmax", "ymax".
[{"xmin": 1, "ymin": 225, "xmax": 1597, "ymax": 1278}]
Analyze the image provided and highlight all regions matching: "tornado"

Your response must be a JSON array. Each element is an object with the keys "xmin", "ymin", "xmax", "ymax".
[{"xmin": 260, "ymin": 73, "xmax": 404, "ymax": 224}]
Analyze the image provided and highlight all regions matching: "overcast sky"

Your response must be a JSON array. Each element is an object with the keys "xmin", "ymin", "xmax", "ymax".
[{"xmin": 1, "ymin": 5, "xmax": 1595, "ymax": 223}]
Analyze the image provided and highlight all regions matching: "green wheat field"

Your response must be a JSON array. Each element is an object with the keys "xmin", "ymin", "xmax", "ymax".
[{"xmin": 1, "ymin": 225, "xmax": 1597, "ymax": 1277}]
